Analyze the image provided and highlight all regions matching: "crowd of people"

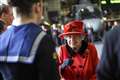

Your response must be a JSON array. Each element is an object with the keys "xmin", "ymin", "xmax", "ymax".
[{"xmin": 0, "ymin": 0, "xmax": 120, "ymax": 80}]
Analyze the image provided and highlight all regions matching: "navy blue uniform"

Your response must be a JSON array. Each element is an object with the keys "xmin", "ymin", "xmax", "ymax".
[
  {"xmin": 0, "ymin": 23, "xmax": 59, "ymax": 80},
  {"xmin": 96, "ymin": 26, "xmax": 120, "ymax": 80}
]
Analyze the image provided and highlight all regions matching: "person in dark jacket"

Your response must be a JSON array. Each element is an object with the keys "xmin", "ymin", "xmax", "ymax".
[
  {"xmin": 96, "ymin": 25, "xmax": 120, "ymax": 80},
  {"xmin": 0, "ymin": 0, "xmax": 59, "ymax": 80}
]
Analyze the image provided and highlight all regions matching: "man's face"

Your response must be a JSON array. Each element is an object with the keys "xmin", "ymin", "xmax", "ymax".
[{"xmin": 65, "ymin": 34, "xmax": 84, "ymax": 51}]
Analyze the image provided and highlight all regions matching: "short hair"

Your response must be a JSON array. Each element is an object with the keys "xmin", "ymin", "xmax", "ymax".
[{"xmin": 8, "ymin": 0, "xmax": 42, "ymax": 16}]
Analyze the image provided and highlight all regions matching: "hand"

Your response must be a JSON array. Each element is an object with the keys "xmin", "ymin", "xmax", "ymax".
[{"xmin": 60, "ymin": 58, "xmax": 73, "ymax": 70}]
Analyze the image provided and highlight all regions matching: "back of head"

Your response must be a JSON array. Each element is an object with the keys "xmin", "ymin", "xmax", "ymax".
[{"xmin": 7, "ymin": 0, "xmax": 42, "ymax": 16}]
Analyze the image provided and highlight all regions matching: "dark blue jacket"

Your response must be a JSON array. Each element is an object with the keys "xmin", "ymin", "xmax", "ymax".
[
  {"xmin": 0, "ymin": 23, "xmax": 59, "ymax": 80},
  {"xmin": 96, "ymin": 26, "xmax": 120, "ymax": 80}
]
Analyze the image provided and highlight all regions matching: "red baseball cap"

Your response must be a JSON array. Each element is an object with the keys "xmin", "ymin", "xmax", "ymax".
[{"xmin": 59, "ymin": 20, "xmax": 86, "ymax": 39}]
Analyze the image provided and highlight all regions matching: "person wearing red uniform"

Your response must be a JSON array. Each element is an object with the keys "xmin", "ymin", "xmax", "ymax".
[{"xmin": 57, "ymin": 20, "xmax": 99, "ymax": 80}]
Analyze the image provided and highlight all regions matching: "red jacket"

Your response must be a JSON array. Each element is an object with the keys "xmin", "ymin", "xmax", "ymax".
[{"xmin": 57, "ymin": 43, "xmax": 99, "ymax": 80}]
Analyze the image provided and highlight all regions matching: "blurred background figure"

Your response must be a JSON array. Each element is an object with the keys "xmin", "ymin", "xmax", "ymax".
[
  {"xmin": 105, "ymin": 22, "xmax": 112, "ymax": 32},
  {"xmin": 111, "ymin": 21, "xmax": 119, "ymax": 29},
  {"xmin": 51, "ymin": 24, "xmax": 62, "ymax": 46},
  {"xmin": 41, "ymin": 21, "xmax": 52, "ymax": 37},
  {"xmin": 86, "ymin": 26, "xmax": 94, "ymax": 42},
  {"xmin": 41, "ymin": 21, "xmax": 51, "ymax": 32},
  {"xmin": 0, "ymin": 4, "xmax": 13, "ymax": 30}
]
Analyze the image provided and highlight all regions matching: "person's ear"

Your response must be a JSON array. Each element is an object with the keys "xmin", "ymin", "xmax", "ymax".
[{"xmin": 33, "ymin": 2, "xmax": 41, "ymax": 14}]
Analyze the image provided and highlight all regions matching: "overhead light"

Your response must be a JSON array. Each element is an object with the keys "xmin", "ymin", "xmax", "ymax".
[
  {"xmin": 111, "ymin": 0, "xmax": 120, "ymax": 3},
  {"xmin": 81, "ymin": 8, "xmax": 84, "ymax": 12},
  {"xmin": 101, "ymin": 1, "xmax": 106, "ymax": 4}
]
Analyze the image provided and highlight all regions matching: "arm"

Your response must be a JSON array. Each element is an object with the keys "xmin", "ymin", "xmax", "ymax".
[
  {"xmin": 57, "ymin": 46, "xmax": 65, "ymax": 79},
  {"xmin": 89, "ymin": 43, "xmax": 99, "ymax": 80},
  {"xmin": 57, "ymin": 45, "xmax": 73, "ymax": 79},
  {"xmin": 36, "ymin": 35, "xmax": 60, "ymax": 80}
]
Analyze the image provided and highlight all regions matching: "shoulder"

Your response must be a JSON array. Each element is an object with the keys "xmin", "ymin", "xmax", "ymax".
[
  {"xmin": 58, "ymin": 44, "xmax": 66, "ymax": 52},
  {"xmin": 105, "ymin": 26, "xmax": 120, "ymax": 39},
  {"xmin": 35, "ymin": 32, "xmax": 56, "ymax": 59},
  {"xmin": 37, "ymin": 32, "xmax": 56, "ymax": 53},
  {"xmin": 0, "ymin": 26, "xmax": 13, "ymax": 37},
  {"xmin": 87, "ymin": 42, "xmax": 97, "ymax": 54},
  {"xmin": 57, "ymin": 44, "xmax": 66, "ymax": 56},
  {"xmin": 87, "ymin": 42, "xmax": 96, "ymax": 49},
  {"xmin": 41, "ymin": 33, "xmax": 54, "ymax": 45},
  {"xmin": 103, "ymin": 26, "xmax": 120, "ymax": 47}
]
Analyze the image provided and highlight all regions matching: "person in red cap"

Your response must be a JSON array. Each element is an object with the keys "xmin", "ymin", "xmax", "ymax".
[{"xmin": 57, "ymin": 20, "xmax": 99, "ymax": 80}]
